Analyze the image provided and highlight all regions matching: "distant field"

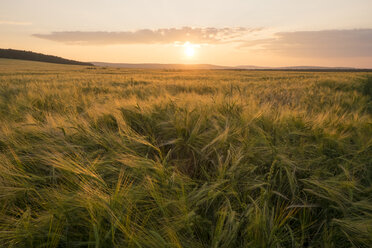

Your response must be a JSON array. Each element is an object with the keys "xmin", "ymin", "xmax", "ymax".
[{"xmin": 0, "ymin": 59, "xmax": 371, "ymax": 247}]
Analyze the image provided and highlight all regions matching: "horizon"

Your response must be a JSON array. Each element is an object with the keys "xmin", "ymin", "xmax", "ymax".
[
  {"xmin": 1, "ymin": 47, "xmax": 372, "ymax": 69},
  {"xmin": 1, "ymin": 0, "xmax": 372, "ymax": 68}
]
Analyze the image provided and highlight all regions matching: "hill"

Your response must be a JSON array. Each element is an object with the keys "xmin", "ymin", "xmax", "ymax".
[
  {"xmin": 92, "ymin": 61, "xmax": 370, "ymax": 71},
  {"xmin": 0, "ymin": 48, "xmax": 93, "ymax": 66},
  {"xmin": 92, "ymin": 62, "xmax": 230, "ymax": 69}
]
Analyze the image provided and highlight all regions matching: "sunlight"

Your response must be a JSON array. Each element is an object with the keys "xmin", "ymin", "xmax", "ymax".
[{"xmin": 184, "ymin": 42, "xmax": 195, "ymax": 57}]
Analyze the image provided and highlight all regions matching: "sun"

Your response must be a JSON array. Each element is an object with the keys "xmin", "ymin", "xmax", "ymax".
[{"xmin": 184, "ymin": 42, "xmax": 195, "ymax": 57}]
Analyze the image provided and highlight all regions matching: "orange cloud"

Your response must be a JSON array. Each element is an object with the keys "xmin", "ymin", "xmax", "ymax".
[
  {"xmin": 0, "ymin": 20, "xmax": 32, "ymax": 25},
  {"xmin": 32, "ymin": 27, "xmax": 262, "ymax": 45},
  {"xmin": 241, "ymin": 29, "xmax": 372, "ymax": 57}
]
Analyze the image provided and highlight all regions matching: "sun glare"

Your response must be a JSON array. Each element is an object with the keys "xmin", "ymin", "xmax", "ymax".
[{"xmin": 184, "ymin": 42, "xmax": 195, "ymax": 57}]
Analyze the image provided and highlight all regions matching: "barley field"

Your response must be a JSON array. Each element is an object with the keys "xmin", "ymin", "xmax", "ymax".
[{"xmin": 0, "ymin": 58, "xmax": 371, "ymax": 247}]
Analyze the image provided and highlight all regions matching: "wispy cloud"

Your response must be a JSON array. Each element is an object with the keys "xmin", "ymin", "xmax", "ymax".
[
  {"xmin": 32, "ymin": 27, "xmax": 262, "ymax": 45},
  {"xmin": 0, "ymin": 20, "xmax": 32, "ymax": 26},
  {"xmin": 32, "ymin": 27, "xmax": 372, "ymax": 58},
  {"xmin": 241, "ymin": 29, "xmax": 372, "ymax": 57}
]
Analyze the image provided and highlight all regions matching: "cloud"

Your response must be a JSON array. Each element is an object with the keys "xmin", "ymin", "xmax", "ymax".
[
  {"xmin": 241, "ymin": 29, "xmax": 372, "ymax": 57},
  {"xmin": 0, "ymin": 20, "xmax": 32, "ymax": 25},
  {"xmin": 32, "ymin": 27, "xmax": 372, "ymax": 58},
  {"xmin": 32, "ymin": 27, "xmax": 262, "ymax": 45}
]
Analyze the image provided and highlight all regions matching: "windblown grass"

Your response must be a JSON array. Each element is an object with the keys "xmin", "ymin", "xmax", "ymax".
[{"xmin": 0, "ymin": 59, "xmax": 371, "ymax": 247}]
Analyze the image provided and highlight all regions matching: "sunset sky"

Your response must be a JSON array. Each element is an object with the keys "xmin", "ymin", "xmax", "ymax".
[{"xmin": 1, "ymin": 0, "xmax": 372, "ymax": 67}]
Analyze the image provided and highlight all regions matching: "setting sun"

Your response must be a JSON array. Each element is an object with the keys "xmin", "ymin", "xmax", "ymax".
[{"xmin": 184, "ymin": 42, "xmax": 195, "ymax": 57}]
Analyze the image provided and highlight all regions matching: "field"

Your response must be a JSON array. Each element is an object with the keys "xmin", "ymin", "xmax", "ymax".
[{"xmin": 0, "ymin": 58, "xmax": 371, "ymax": 247}]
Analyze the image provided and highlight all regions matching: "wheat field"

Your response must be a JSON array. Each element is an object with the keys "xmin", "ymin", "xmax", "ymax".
[{"xmin": 0, "ymin": 59, "xmax": 371, "ymax": 247}]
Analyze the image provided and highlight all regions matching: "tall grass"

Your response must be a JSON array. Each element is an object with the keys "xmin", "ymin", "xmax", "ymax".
[{"xmin": 0, "ymin": 59, "xmax": 371, "ymax": 247}]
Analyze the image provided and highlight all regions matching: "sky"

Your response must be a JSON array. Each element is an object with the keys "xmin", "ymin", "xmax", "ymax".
[{"xmin": 1, "ymin": 0, "xmax": 372, "ymax": 67}]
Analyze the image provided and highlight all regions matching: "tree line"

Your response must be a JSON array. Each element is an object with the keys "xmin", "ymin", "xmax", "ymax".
[{"xmin": 0, "ymin": 48, "xmax": 93, "ymax": 66}]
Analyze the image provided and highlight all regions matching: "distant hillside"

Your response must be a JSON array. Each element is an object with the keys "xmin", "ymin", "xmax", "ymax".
[
  {"xmin": 92, "ymin": 62, "xmax": 230, "ymax": 70},
  {"xmin": 92, "ymin": 62, "xmax": 370, "ymax": 71},
  {"xmin": 234, "ymin": 65, "xmax": 358, "ymax": 70},
  {"xmin": 0, "ymin": 49, "xmax": 93, "ymax": 66}
]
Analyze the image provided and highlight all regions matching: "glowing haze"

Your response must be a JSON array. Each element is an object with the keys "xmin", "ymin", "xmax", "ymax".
[{"xmin": 1, "ymin": 0, "xmax": 372, "ymax": 67}]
